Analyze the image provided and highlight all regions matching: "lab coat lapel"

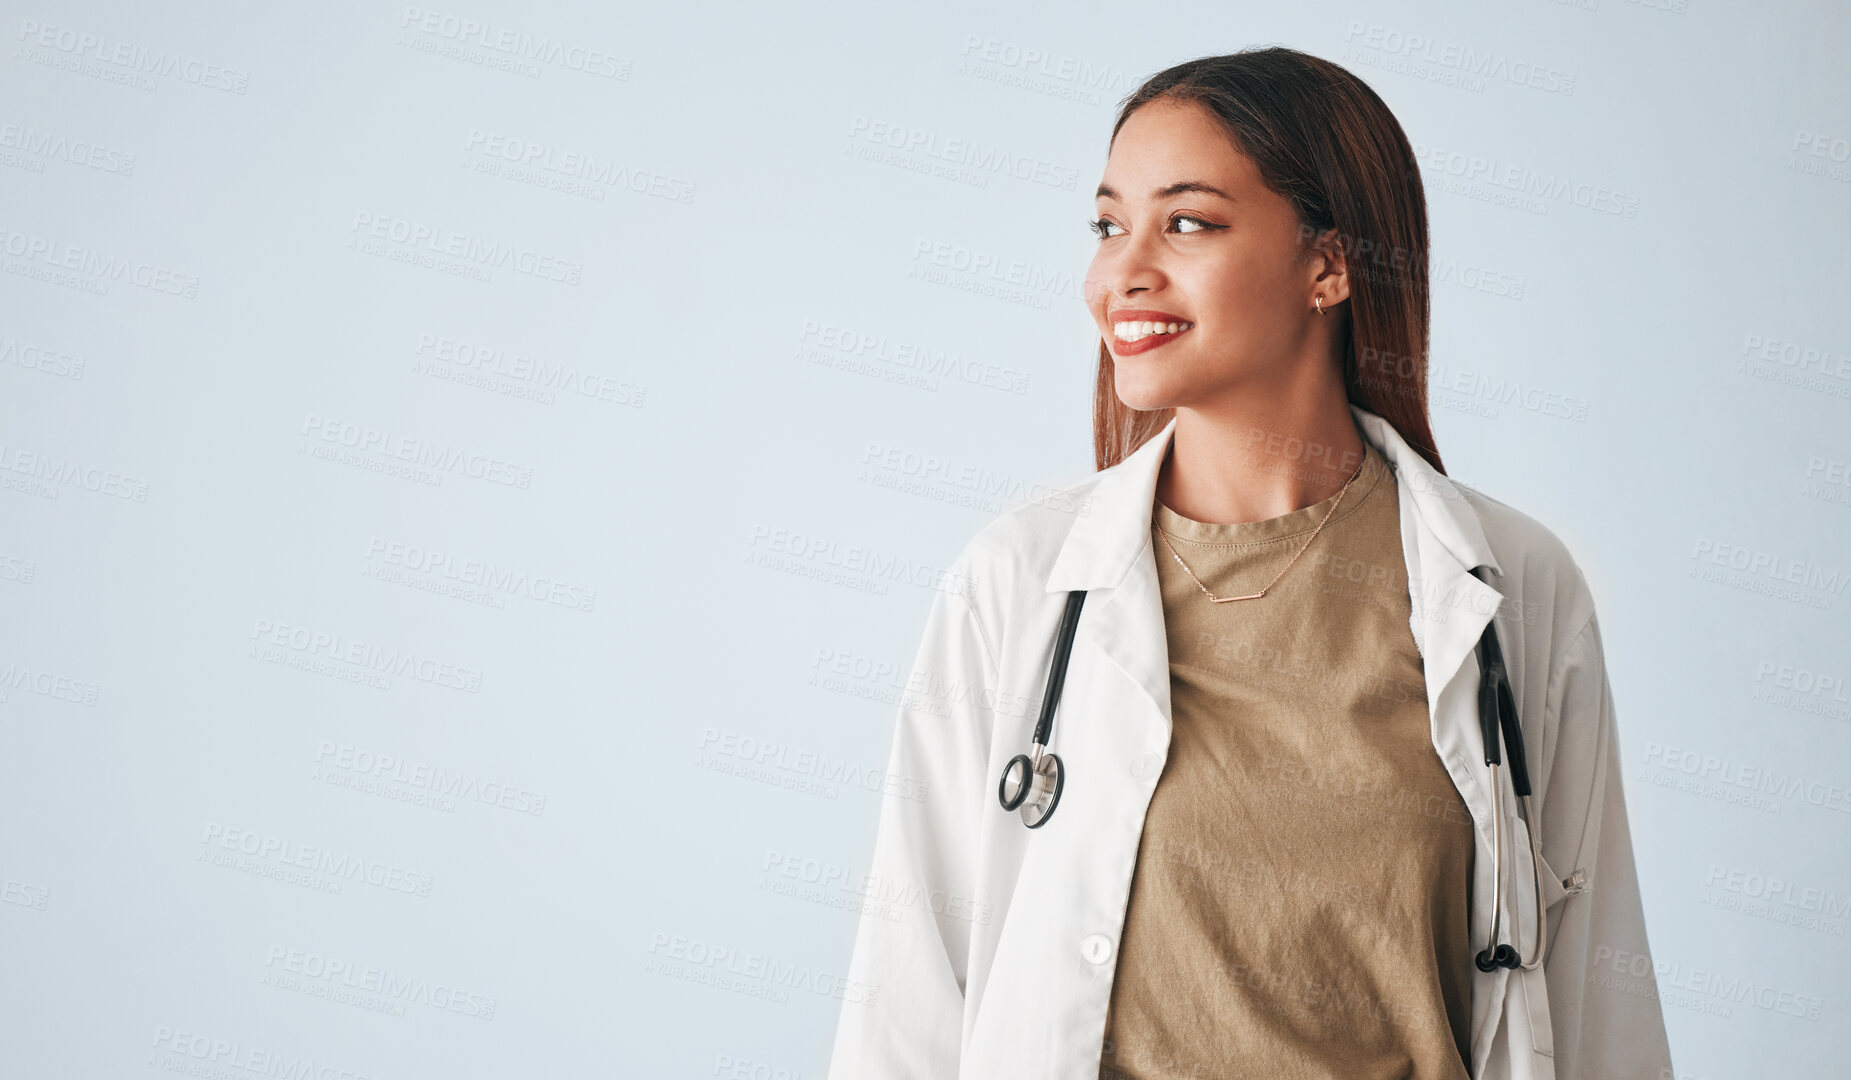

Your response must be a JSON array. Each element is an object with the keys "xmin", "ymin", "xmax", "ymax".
[
  {"xmin": 1361, "ymin": 403, "xmax": 1506, "ymax": 811},
  {"xmin": 1043, "ymin": 417, "xmax": 1177, "ymax": 734},
  {"xmin": 1354, "ymin": 405, "xmax": 1520, "ymax": 1079}
]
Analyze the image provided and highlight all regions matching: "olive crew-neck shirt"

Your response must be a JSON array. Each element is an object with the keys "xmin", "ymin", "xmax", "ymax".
[{"xmin": 1098, "ymin": 436, "xmax": 1476, "ymax": 1080}]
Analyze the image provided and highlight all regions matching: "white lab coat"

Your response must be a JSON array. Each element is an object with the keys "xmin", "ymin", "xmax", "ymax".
[{"xmin": 826, "ymin": 404, "xmax": 1674, "ymax": 1080}]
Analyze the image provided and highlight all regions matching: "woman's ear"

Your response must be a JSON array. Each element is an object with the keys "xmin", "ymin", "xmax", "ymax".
[{"xmin": 1306, "ymin": 227, "xmax": 1351, "ymax": 308}]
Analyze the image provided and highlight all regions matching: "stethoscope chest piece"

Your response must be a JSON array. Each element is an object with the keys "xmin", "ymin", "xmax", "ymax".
[
  {"xmin": 997, "ymin": 589, "xmax": 1086, "ymax": 830},
  {"xmin": 998, "ymin": 749, "xmax": 1064, "ymax": 828}
]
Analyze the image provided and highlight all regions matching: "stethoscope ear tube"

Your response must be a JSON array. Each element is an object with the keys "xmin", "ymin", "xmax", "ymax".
[
  {"xmin": 1475, "ymin": 610, "xmax": 1532, "ymax": 797},
  {"xmin": 1496, "ymin": 673, "xmax": 1531, "ymax": 799},
  {"xmin": 1031, "ymin": 591, "xmax": 1087, "ymax": 748}
]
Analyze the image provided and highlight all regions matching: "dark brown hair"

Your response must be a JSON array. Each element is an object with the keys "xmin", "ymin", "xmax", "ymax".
[{"xmin": 1091, "ymin": 47, "xmax": 1447, "ymax": 475}]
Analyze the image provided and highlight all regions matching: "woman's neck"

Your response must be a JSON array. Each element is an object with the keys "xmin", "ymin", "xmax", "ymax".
[{"xmin": 1154, "ymin": 387, "xmax": 1367, "ymax": 526}]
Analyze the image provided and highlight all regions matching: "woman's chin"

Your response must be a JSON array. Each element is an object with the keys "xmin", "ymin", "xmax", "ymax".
[{"xmin": 1111, "ymin": 367, "xmax": 1186, "ymax": 414}]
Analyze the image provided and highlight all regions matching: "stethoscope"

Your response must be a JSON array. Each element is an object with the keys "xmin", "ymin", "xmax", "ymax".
[{"xmin": 997, "ymin": 581, "xmax": 1549, "ymax": 973}]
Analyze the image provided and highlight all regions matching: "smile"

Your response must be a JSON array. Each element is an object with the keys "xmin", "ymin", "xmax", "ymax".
[
  {"xmin": 1113, "ymin": 320, "xmax": 1194, "ymax": 342},
  {"xmin": 1107, "ymin": 310, "xmax": 1195, "ymax": 355}
]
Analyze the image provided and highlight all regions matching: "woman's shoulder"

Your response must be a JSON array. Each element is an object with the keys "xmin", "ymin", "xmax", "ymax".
[
  {"xmin": 950, "ymin": 469, "xmax": 1101, "ymax": 585},
  {"xmin": 1446, "ymin": 474, "xmax": 1601, "ymax": 647},
  {"xmin": 935, "ymin": 467, "xmax": 1105, "ymax": 648}
]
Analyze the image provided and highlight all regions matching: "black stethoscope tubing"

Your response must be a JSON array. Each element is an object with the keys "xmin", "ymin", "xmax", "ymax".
[
  {"xmin": 996, "ymin": 590, "xmax": 1085, "ymax": 829},
  {"xmin": 996, "ymin": 585, "xmax": 1547, "ymax": 971}
]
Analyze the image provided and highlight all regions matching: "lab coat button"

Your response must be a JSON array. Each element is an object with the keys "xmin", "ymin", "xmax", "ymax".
[
  {"xmin": 1080, "ymin": 933, "xmax": 1115, "ymax": 965},
  {"xmin": 1129, "ymin": 752, "xmax": 1163, "ymax": 780}
]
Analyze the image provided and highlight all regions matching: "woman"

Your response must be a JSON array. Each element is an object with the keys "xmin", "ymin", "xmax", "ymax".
[{"xmin": 827, "ymin": 48, "xmax": 1673, "ymax": 1080}]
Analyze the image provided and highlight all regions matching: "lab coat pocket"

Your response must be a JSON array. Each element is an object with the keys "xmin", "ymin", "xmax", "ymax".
[
  {"xmin": 1519, "ymin": 831, "xmax": 1587, "ymax": 1060},
  {"xmin": 1534, "ymin": 842, "xmax": 1590, "ymax": 960}
]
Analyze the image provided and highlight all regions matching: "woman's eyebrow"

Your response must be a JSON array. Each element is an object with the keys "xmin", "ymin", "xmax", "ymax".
[{"xmin": 1094, "ymin": 180, "xmax": 1236, "ymax": 202}]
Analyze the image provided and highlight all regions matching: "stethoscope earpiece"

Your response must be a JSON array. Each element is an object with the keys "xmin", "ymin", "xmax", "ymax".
[{"xmin": 1475, "ymin": 943, "xmax": 1521, "ymax": 972}]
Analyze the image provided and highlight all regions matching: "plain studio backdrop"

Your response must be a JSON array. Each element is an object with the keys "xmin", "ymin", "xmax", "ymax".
[{"xmin": 1, "ymin": 1, "xmax": 1847, "ymax": 1076}]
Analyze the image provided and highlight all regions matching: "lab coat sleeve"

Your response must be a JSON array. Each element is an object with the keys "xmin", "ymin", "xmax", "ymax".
[
  {"xmin": 826, "ymin": 579, "xmax": 998, "ymax": 1080},
  {"xmin": 1537, "ymin": 608, "xmax": 1676, "ymax": 1080}
]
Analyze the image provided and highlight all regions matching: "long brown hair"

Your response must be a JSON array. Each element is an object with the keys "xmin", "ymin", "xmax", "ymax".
[{"xmin": 1091, "ymin": 48, "xmax": 1447, "ymax": 476}]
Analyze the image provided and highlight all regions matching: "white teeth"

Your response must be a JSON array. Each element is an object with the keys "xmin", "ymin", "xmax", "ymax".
[{"xmin": 1113, "ymin": 320, "xmax": 1194, "ymax": 342}]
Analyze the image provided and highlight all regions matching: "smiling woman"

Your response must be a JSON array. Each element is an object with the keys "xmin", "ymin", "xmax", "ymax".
[
  {"xmin": 1084, "ymin": 53, "xmax": 1441, "ymax": 496},
  {"xmin": 827, "ymin": 46, "xmax": 1673, "ymax": 1080}
]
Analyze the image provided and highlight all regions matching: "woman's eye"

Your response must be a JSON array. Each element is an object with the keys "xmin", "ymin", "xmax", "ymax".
[{"xmin": 1088, "ymin": 214, "xmax": 1218, "ymax": 240}]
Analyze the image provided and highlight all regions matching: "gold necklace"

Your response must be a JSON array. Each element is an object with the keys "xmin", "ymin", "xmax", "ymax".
[{"xmin": 1154, "ymin": 452, "xmax": 1368, "ymax": 603}]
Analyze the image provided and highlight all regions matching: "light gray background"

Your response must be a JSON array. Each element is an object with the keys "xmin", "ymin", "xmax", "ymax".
[{"xmin": 2, "ymin": 1, "xmax": 1848, "ymax": 1077}]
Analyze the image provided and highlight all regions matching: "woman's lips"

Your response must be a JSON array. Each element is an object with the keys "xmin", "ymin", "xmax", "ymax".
[
  {"xmin": 1107, "ymin": 309, "xmax": 1194, "ymax": 356},
  {"xmin": 1110, "ymin": 324, "xmax": 1193, "ymax": 356}
]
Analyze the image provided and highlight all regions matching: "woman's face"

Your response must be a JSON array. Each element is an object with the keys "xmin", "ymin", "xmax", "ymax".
[{"xmin": 1084, "ymin": 97, "xmax": 1339, "ymax": 413}]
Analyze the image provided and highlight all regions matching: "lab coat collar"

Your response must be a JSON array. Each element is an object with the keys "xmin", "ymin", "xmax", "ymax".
[{"xmin": 1044, "ymin": 403, "xmax": 1501, "ymax": 595}]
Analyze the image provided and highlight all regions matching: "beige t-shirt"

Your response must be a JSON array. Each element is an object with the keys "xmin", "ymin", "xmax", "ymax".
[{"xmin": 1099, "ymin": 436, "xmax": 1476, "ymax": 1080}]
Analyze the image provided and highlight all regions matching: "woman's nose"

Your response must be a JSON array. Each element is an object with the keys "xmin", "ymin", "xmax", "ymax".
[{"xmin": 1088, "ymin": 238, "xmax": 1164, "ymax": 303}]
